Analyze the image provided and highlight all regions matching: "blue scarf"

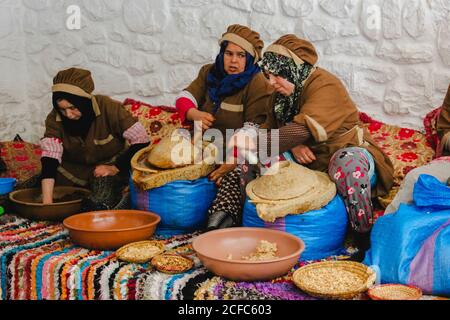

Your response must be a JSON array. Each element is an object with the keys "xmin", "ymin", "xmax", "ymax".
[{"xmin": 207, "ymin": 41, "xmax": 261, "ymax": 113}]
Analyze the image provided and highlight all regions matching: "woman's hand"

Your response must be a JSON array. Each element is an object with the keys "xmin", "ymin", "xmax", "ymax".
[
  {"xmin": 291, "ymin": 144, "xmax": 316, "ymax": 164},
  {"xmin": 186, "ymin": 109, "xmax": 215, "ymax": 131},
  {"xmin": 209, "ymin": 164, "xmax": 237, "ymax": 186},
  {"xmin": 94, "ymin": 165, "xmax": 120, "ymax": 177}
]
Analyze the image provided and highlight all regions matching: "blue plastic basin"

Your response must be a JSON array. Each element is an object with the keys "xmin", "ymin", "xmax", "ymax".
[{"xmin": 0, "ymin": 178, "xmax": 16, "ymax": 195}]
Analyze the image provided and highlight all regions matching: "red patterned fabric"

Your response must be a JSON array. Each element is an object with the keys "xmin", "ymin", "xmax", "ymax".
[
  {"xmin": 360, "ymin": 112, "xmax": 434, "ymax": 185},
  {"xmin": 359, "ymin": 112, "xmax": 435, "ymax": 207},
  {"xmin": 123, "ymin": 98, "xmax": 185, "ymax": 145},
  {"xmin": 423, "ymin": 106, "xmax": 443, "ymax": 158},
  {"xmin": 0, "ymin": 140, "xmax": 42, "ymax": 183}
]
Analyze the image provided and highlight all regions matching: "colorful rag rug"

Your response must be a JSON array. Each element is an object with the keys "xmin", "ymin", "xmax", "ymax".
[
  {"xmin": 0, "ymin": 214, "xmax": 446, "ymax": 300},
  {"xmin": 0, "ymin": 214, "xmax": 318, "ymax": 300}
]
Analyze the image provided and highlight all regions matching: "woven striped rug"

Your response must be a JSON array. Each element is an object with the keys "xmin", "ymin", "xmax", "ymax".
[
  {"xmin": 3, "ymin": 214, "xmax": 444, "ymax": 300},
  {"xmin": 0, "ymin": 214, "xmax": 316, "ymax": 300}
]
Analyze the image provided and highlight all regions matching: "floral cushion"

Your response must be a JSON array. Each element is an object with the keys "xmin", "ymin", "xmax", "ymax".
[
  {"xmin": 0, "ymin": 139, "xmax": 42, "ymax": 183},
  {"xmin": 423, "ymin": 106, "xmax": 443, "ymax": 158},
  {"xmin": 123, "ymin": 98, "xmax": 184, "ymax": 145},
  {"xmin": 360, "ymin": 113, "xmax": 435, "ymax": 207}
]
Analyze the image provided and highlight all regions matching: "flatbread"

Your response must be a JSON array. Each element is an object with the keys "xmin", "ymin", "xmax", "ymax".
[
  {"xmin": 251, "ymin": 161, "xmax": 318, "ymax": 200},
  {"xmin": 147, "ymin": 133, "xmax": 201, "ymax": 169}
]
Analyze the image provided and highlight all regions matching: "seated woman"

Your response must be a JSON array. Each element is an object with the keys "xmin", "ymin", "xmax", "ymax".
[
  {"xmin": 40, "ymin": 67, "xmax": 150, "ymax": 210},
  {"xmin": 437, "ymin": 84, "xmax": 450, "ymax": 156},
  {"xmin": 231, "ymin": 35, "xmax": 394, "ymax": 261},
  {"xmin": 175, "ymin": 24, "xmax": 273, "ymax": 230}
]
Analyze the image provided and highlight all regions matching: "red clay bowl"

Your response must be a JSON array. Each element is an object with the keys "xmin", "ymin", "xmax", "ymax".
[
  {"xmin": 192, "ymin": 227, "xmax": 305, "ymax": 282},
  {"xmin": 63, "ymin": 210, "xmax": 161, "ymax": 250}
]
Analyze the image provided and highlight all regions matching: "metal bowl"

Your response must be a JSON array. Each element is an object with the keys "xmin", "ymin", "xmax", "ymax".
[
  {"xmin": 63, "ymin": 210, "xmax": 161, "ymax": 250},
  {"xmin": 8, "ymin": 186, "xmax": 90, "ymax": 221},
  {"xmin": 192, "ymin": 227, "xmax": 305, "ymax": 282}
]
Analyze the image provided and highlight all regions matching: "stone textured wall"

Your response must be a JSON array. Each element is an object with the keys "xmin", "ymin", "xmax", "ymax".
[{"xmin": 1, "ymin": 0, "xmax": 450, "ymax": 143}]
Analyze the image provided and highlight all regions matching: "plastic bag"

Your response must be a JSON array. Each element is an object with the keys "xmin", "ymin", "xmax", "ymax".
[
  {"xmin": 130, "ymin": 177, "xmax": 217, "ymax": 237},
  {"xmin": 364, "ymin": 203, "xmax": 450, "ymax": 295},
  {"xmin": 243, "ymin": 195, "xmax": 348, "ymax": 261},
  {"xmin": 413, "ymin": 174, "xmax": 450, "ymax": 209}
]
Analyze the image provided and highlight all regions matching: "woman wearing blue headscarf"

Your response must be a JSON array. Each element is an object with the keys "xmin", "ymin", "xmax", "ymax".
[{"xmin": 175, "ymin": 24, "xmax": 272, "ymax": 230}]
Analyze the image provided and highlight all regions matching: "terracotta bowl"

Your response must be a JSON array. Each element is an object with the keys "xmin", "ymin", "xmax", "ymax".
[
  {"xmin": 192, "ymin": 227, "xmax": 305, "ymax": 282},
  {"xmin": 9, "ymin": 186, "xmax": 91, "ymax": 221},
  {"xmin": 63, "ymin": 210, "xmax": 161, "ymax": 250}
]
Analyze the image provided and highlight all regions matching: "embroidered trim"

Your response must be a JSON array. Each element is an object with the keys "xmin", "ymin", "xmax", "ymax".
[
  {"xmin": 220, "ymin": 33, "xmax": 258, "ymax": 61},
  {"xmin": 57, "ymin": 166, "xmax": 88, "ymax": 186},
  {"xmin": 221, "ymin": 103, "xmax": 244, "ymax": 113},
  {"xmin": 93, "ymin": 134, "xmax": 114, "ymax": 146},
  {"xmin": 304, "ymin": 115, "xmax": 328, "ymax": 142},
  {"xmin": 265, "ymin": 44, "xmax": 305, "ymax": 66},
  {"xmin": 52, "ymin": 84, "xmax": 101, "ymax": 117}
]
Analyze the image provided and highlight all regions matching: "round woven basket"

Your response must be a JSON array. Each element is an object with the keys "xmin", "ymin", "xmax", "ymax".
[
  {"xmin": 368, "ymin": 284, "xmax": 422, "ymax": 300},
  {"xmin": 151, "ymin": 253, "xmax": 194, "ymax": 274},
  {"xmin": 116, "ymin": 240, "xmax": 165, "ymax": 263},
  {"xmin": 292, "ymin": 261, "xmax": 376, "ymax": 299}
]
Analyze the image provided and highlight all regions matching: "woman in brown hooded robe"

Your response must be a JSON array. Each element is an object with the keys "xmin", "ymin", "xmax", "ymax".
[
  {"xmin": 174, "ymin": 24, "xmax": 273, "ymax": 230},
  {"xmin": 437, "ymin": 84, "xmax": 450, "ymax": 157},
  {"xmin": 231, "ymin": 35, "xmax": 394, "ymax": 261},
  {"xmin": 40, "ymin": 68, "xmax": 150, "ymax": 210}
]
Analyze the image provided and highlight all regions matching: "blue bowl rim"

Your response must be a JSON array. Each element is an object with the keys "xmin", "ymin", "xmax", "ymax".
[{"xmin": 0, "ymin": 177, "xmax": 17, "ymax": 185}]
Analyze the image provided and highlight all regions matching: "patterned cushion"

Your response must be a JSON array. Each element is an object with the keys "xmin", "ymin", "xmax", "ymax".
[
  {"xmin": 0, "ymin": 139, "xmax": 42, "ymax": 183},
  {"xmin": 123, "ymin": 98, "xmax": 185, "ymax": 145},
  {"xmin": 360, "ymin": 112, "xmax": 435, "ymax": 207},
  {"xmin": 423, "ymin": 106, "xmax": 443, "ymax": 157}
]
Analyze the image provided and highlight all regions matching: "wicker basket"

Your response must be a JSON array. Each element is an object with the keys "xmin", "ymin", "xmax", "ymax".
[
  {"xmin": 151, "ymin": 253, "xmax": 194, "ymax": 274},
  {"xmin": 292, "ymin": 261, "xmax": 376, "ymax": 300},
  {"xmin": 368, "ymin": 284, "xmax": 422, "ymax": 300},
  {"xmin": 131, "ymin": 143, "xmax": 217, "ymax": 191},
  {"xmin": 116, "ymin": 240, "xmax": 165, "ymax": 263}
]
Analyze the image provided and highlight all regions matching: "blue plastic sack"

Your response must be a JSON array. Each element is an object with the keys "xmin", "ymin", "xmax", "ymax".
[
  {"xmin": 243, "ymin": 195, "xmax": 348, "ymax": 261},
  {"xmin": 413, "ymin": 174, "xmax": 450, "ymax": 209},
  {"xmin": 130, "ymin": 177, "xmax": 217, "ymax": 237},
  {"xmin": 430, "ymin": 223, "xmax": 450, "ymax": 295},
  {"xmin": 364, "ymin": 203, "xmax": 450, "ymax": 295}
]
